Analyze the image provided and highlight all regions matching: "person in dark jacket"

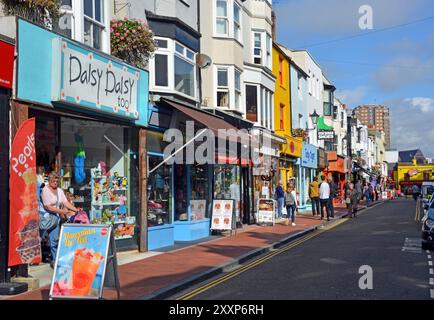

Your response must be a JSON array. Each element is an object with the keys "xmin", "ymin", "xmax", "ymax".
[
  {"xmin": 327, "ymin": 177, "xmax": 336, "ymax": 218},
  {"xmin": 275, "ymin": 182, "xmax": 285, "ymax": 219},
  {"xmin": 346, "ymin": 183, "xmax": 359, "ymax": 218}
]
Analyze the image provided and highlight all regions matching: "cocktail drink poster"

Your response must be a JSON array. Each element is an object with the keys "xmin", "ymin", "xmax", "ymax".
[{"xmin": 50, "ymin": 224, "xmax": 112, "ymax": 299}]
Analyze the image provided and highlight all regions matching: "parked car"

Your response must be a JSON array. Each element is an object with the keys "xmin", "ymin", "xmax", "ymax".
[{"xmin": 422, "ymin": 197, "xmax": 434, "ymax": 250}]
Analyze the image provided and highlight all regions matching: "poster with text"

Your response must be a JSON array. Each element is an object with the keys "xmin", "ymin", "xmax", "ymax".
[
  {"xmin": 8, "ymin": 118, "xmax": 41, "ymax": 266},
  {"xmin": 50, "ymin": 224, "xmax": 111, "ymax": 299},
  {"xmin": 211, "ymin": 200, "xmax": 234, "ymax": 230},
  {"xmin": 190, "ymin": 200, "xmax": 206, "ymax": 221},
  {"xmin": 257, "ymin": 199, "xmax": 275, "ymax": 225}
]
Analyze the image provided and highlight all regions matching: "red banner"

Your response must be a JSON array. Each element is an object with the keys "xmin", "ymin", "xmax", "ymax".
[
  {"xmin": 0, "ymin": 40, "xmax": 14, "ymax": 89},
  {"xmin": 8, "ymin": 118, "xmax": 41, "ymax": 267}
]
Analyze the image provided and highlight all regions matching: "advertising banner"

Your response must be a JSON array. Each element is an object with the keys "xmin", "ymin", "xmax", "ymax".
[
  {"xmin": 50, "ymin": 224, "xmax": 112, "ymax": 299},
  {"xmin": 190, "ymin": 200, "xmax": 206, "ymax": 221},
  {"xmin": 211, "ymin": 200, "xmax": 234, "ymax": 231},
  {"xmin": 257, "ymin": 199, "xmax": 275, "ymax": 225},
  {"xmin": 8, "ymin": 118, "xmax": 41, "ymax": 267},
  {"xmin": 0, "ymin": 40, "xmax": 14, "ymax": 89}
]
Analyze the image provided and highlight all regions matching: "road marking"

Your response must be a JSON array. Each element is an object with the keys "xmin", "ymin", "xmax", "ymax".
[
  {"xmin": 428, "ymin": 255, "xmax": 432, "ymax": 259},
  {"xmin": 176, "ymin": 218, "xmax": 349, "ymax": 300},
  {"xmin": 430, "ymin": 269, "xmax": 434, "ymax": 275},
  {"xmin": 427, "ymin": 250, "xmax": 431, "ymax": 254},
  {"xmin": 430, "ymin": 278, "xmax": 434, "ymax": 285},
  {"xmin": 429, "ymin": 261, "xmax": 433, "ymax": 266},
  {"xmin": 431, "ymin": 289, "xmax": 434, "ymax": 299}
]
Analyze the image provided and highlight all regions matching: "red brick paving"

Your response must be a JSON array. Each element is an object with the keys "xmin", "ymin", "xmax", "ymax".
[{"xmin": 7, "ymin": 207, "xmax": 353, "ymax": 300}]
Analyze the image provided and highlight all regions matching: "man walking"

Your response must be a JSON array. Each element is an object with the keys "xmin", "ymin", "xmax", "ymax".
[
  {"xmin": 319, "ymin": 175, "xmax": 331, "ymax": 221},
  {"xmin": 355, "ymin": 180, "xmax": 363, "ymax": 202},
  {"xmin": 275, "ymin": 182, "xmax": 285, "ymax": 219},
  {"xmin": 309, "ymin": 177, "xmax": 320, "ymax": 216},
  {"xmin": 328, "ymin": 177, "xmax": 336, "ymax": 218}
]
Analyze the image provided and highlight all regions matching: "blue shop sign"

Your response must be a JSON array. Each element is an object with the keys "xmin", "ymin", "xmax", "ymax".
[
  {"xmin": 16, "ymin": 19, "xmax": 149, "ymax": 126},
  {"xmin": 301, "ymin": 144, "xmax": 318, "ymax": 169}
]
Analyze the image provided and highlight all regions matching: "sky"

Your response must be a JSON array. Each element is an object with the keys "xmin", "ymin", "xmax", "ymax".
[{"xmin": 273, "ymin": 0, "xmax": 434, "ymax": 158}]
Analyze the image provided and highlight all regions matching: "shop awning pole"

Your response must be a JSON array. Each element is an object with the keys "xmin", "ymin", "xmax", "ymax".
[{"xmin": 148, "ymin": 129, "xmax": 207, "ymax": 175}]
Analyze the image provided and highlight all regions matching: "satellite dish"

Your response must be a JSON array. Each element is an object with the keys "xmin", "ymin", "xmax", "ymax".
[{"xmin": 196, "ymin": 54, "xmax": 212, "ymax": 69}]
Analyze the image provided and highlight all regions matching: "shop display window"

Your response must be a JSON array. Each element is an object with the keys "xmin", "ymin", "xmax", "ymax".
[
  {"xmin": 190, "ymin": 164, "xmax": 209, "ymax": 220},
  {"xmin": 33, "ymin": 112, "xmax": 139, "ymax": 242},
  {"xmin": 148, "ymin": 155, "xmax": 172, "ymax": 227},
  {"xmin": 174, "ymin": 164, "xmax": 188, "ymax": 221}
]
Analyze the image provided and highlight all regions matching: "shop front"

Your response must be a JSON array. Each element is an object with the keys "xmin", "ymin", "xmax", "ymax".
[
  {"xmin": 14, "ymin": 19, "xmax": 149, "ymax": 251},
  {"xmin": 146, "ymin": 98, "xmax": 244, "ymax": 249},
  {"xmin": 317, "ymin": 148, "xmax": 327, "ymax": 176},
  {"xmin": 279, "ymin": 136, "xmax": 303, "ymax": 189},
  {"xmin": 297, "ymin": 143, "xmax": 318, "ymax": 211},
  {"xmin": 325, "ymin": 151, "xmax": 347, "ymax": 203}
]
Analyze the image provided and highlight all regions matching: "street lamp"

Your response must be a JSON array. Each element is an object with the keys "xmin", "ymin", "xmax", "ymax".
[{"xmin": 310, "ymin": 109, "xmax": 320, "ymax": 127}]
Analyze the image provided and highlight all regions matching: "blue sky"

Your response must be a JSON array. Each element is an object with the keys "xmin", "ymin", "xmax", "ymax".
[{"xmin": 274, "ymin": 0, "xmax": 434, "ymax": 158}]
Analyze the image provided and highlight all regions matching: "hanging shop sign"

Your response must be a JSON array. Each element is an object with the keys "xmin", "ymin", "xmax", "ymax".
[
  {"xmin": 52, "ymin": 39, "xmax": 139, "ymax": 120},
  {"xmin": 50, "ymin": 224, "xmax": 120, "ymax": 299},
  {"xmin": 318, "ymin": 130, "xmax": 335, "ymax": 140},
  {"xmin": 8, "ymin": 118, "xmax": 42, "ymax": 267},
  {"xmin": 0, "ymin": 40, "xmax": 14, "ymax": 89},
  {"xmin": 211, "ymin": 200, "xmax": 234, "ymax": 231},
  {"xmin": 301, "ymin": 144, "xmax": 318, "ymax": 169}
]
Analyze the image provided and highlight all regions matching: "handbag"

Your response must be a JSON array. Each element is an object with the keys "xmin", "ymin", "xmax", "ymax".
[
  {"xmin": 39, "ymin": 187, "xmax": 60, "ymax": 231},
  {"xmin": 346, "ymin": 197, "xmax": 351, "ymax": 204},
  {"xmin": 69, "ymin": 210, "xmax": 90, "ymax": 224}
]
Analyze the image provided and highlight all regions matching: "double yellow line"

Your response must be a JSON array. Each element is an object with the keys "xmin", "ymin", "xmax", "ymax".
[{"xmin": 176, "ymin": 218, "xmax": 349, "ymax": 300}]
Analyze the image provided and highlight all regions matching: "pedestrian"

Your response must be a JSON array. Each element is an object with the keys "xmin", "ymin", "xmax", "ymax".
[
  {"xmin": 39, "ymin": 172, "xmax": 81, "ymax": 268},
  {"xmin": 319, "ymin": 175, "xmax": 331, "ymax": 221},
  {"xmin": 328, "ymin": 177, "xmax": 336, "ymax": 218},
  {"xmin": 344, "ymin": 181, "xmax": 350, "ymax": 207},
  {"xmin": 346, "ymin": 183, "xmax": 359, "ymax": 218},
  {"xmin": 412, "ymin": 185, "xmax": 420, "ymax": 201},
  {"xmin": 365, "ymin": 183, "xmax": 372, "ymax": 207},
  {"xmin": 309, "ymin": 177, "xmax": 320, "ymax": 216},
  {"xmin": 275, "ymin": 182, "xmax": 285, "ymax": 220},
  {"xmin": 355, "ymin": 180, "xmax": 363, "ymax": 202},
  {"xmin": 285, "ymin": 185, "xmax": 298, "ymax": 226}
]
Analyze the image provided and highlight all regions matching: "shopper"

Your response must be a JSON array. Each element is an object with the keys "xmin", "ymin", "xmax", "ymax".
[
  {"xmin": 309, "ymin": 177, "xmax": 320, "ymax": 216},
  {"xmin": 328, "ymin": 177, "xmax": 336, "ymax": 218},
  {"xmin": 365, "ymin": 183, "xmax": 372, "ymax": 207},
  {"xmin": 346, "ymin": 183, "xmax": 359, "ymax": 218},
  {"xmin": 412, "ymin": 185, "xmax": 420, "ymax": 201},
  {"xmin": 275, "ymin": 182, "xmax": 285, "ymax": 220},
  {"xmin": 40, "ymin": 172, "xmax": 81, "ymax": 268},
  {"xmin": 285, "ymin": 185, "xmax": 298, "ymax": 226},
  {"xmin": 319, "ymin": 175, "xmax": 331, "ymax": 221},
  {"xmin": 355, "ymin": 180, "xmax": 363, "ymax": 202}
]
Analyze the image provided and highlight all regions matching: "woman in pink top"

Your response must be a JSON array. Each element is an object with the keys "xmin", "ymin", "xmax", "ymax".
[{"xmin": 40, "ymin": 172, "xmax": 80, "ymax": 267}]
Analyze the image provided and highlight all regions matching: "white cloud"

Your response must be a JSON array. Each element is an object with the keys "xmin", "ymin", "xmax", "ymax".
[
  {"xmin": 373, "ymin": 56, "xmax": 434, "ymax": 91},
  {"xmin": 405, "ymin": 97, "xmax": 434, "ymax": 113},
  {"xmin": 335, "ymin": 86, "xmax": 368, "ymax": 108}
]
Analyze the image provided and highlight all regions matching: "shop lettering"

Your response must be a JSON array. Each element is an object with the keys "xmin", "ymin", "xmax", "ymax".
[
  {"xmin": 68, "ymin": 53, "xmax": 135, "ymax": 111},
  {"xmin": 11, "ymin": 133, "xmax": 35, "ymax": 174}
]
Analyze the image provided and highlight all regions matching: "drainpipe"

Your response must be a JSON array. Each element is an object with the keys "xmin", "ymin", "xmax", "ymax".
[{"xmin": 197, "ymin": 0, "xmax": 202, "ymax": 108}]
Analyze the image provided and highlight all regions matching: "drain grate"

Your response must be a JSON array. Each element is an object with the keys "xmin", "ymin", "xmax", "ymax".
[{"xmin": 402, "ymin": 238, "xmax": 422, "ymax": 253}]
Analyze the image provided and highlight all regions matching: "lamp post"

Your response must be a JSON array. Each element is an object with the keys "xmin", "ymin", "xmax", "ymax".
[{"xmin": 309, "ymin": 109, "xmax": 319, "ymax": 127}]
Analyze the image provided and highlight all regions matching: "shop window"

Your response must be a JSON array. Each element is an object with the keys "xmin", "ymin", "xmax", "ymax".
[
  {"xmin": 190, "ymin": 164, "xmax": 209, "ymax": 220},
  {"xmin": 214, "ymin": 164, "xmax": 240, "ymax": 219},
  {"xmin": 174, "ymin": 164, "xmax": 188, "ymax": 221},
  {"xmin": 148, "ymin": 155, "xmax": 172, "ymax": 226}
]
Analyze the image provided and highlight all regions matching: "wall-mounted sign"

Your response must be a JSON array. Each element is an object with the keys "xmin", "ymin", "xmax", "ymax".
[
  {"xmin": 52, "ymin": 38, "xmax": 139, "ymax": 119},
  {"xmin": 0, "ymin": 40, "xmax": 14, "ymax": 89},
  {"xmin": 318, "ymin": 130, "xmax": 335, "ymax": 140},
  {"xmin": 301, "ymin": 144, "xmax": 318, "ymax": 169}
]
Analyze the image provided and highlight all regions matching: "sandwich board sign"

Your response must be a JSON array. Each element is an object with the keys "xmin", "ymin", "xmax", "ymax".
[
  {"xmin": 49, "ymin": 224, "xmax": 120, "ymax": 300},
  {"xmin": 211, "ymin": 200, "xmax": 236, "ymax": 234}
]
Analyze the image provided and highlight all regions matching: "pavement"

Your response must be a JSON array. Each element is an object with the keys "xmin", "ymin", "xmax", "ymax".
[
  {"xmin": 3, "ymin": 199, "xmax": 383, "ymax": 300},
  {"xmin": 171, "ymin": 198, "xmax": 431, "ymax": 300}
]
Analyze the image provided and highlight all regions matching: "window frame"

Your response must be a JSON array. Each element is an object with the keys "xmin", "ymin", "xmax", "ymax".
[
  {"xmin": 233, "ymin": 1, "xmax": 242, "ymax": 42},
  {"xmin": 216, "ymin": 66, "xmax": 230, "ymax": 108},
  {"xmin": 253, "ymin": 32, "xmax": 262, "ymax": 65},
  {"xmin": 215, "ymin": 0, "xmax": 229, "ymax": 36},
  {"xmin": 83, "ymin": 0, "xmax": 105, "ymax": 50}
]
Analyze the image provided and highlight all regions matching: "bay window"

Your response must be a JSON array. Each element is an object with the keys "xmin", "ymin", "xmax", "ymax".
[
  {"xmin": 246, "ymin": 85, "xmax": 258, "ymax": 122},
  {"xmin": 215, "ymin": 0, "xmax": 243, "ymax": 42},
  {"xmin": 215, "ymin": 66, "xmax": 243, "ymax": 110},
  {"xmin": 217, "ymin": 67, "xmax": 229, "ymax": 107},
  {"xmin": 253, "ymin": 33, "xmax": 262, "ymax": 65},
  {"xmin": 253, "ymin": 31, "xmax": 272, "ymax": 69},
  {"xmin": 83, "ymin": 0, "xmax": 104, "ymax": 50},
  {"xmin": 235, "ymin": 69, "xmax": 241, "ymax": 110},
  {"xmin": 150, "ymin": 38, "xmax": 197, "ymax": 100}
]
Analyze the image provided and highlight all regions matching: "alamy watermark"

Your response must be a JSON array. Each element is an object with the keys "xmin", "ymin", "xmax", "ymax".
[
  {"xmin": 359, "ymin": 5, "xmax": 374, "ymax": 30},
  {"xmin": 358, "ymin": 265, "xmax": 373, "ymax": 290}
]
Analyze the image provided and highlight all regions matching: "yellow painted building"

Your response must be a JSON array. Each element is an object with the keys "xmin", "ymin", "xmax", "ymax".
[
  {"xmin": 397, "ymin": 162, "xmax": 434, "ymax": 192},
  {"xmin": 272, "ymin": 43, "xmax": 302, "ymax": 189}
]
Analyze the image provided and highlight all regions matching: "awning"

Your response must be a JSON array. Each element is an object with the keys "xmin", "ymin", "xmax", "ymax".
[{"xmin": 162, "ymin": 99, "xmax": 237, "ymax": 134}]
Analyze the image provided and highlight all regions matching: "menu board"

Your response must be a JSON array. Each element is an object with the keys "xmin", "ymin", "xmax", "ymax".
[
  {"xmin": 257, "ymin": 199, "xmax": 275, "ymax": 225},
  {"xmin": 190, "ymin": 200, "xmax": 207, "ymax": 221},
  {"xmin": 211, "ymin": 200, "xmax": 234, "ymax": 231},
  {"xmin": 50, "ymin": 224, "xmax": 112, "ymax": 299}
]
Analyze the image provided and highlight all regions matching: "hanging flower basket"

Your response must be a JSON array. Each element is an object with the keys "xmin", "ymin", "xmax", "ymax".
[
  {"xmin": 293, "ymin": 128, "xmax": 309, "ymax": 140},
  {"xmin": 110, "ymin": 17, "xmax": 156, "ymax": 69},
  {"xmin": 0, "ymin": 0, "xmax": 61, "ymax": 27}
]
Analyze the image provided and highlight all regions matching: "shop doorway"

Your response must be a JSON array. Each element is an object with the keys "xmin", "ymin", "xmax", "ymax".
[{"xmin": 241, "ymin": 167, "xmax": 251, "ymax": 224}]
